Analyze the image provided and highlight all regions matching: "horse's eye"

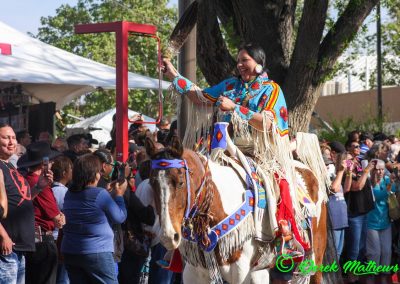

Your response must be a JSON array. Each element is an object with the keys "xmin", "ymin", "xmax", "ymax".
[{"xmin": 177, "ymin": 181, "xmax": 184, "ymax": 189}]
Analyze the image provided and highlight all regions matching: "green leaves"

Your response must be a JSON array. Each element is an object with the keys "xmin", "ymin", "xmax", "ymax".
[{"xmin": 34, "ymin": 0, "xmax": 177, "ymax": 121}]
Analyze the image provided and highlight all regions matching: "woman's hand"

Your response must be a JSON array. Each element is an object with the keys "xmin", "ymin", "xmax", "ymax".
[
  {"xmin": 346, "ymin": 159, "xmax": 354, "ymax": 172},
  {"xmin": 365, "ymin": 160, "xmax": 377, "ymax": 173},
  {"xmin": 162, "ymin": 58, "xmax": 179, "ymax": 80},
  {"xmin": 129, "ymin": 113, "xmax": 143, "ymax": 122},
  {"xmin": 338, "ymin": 159, "xmax": 347, "ymax": 172},
  {"xmin": 37, "ymin": 169, "xmax": 54, "ymax": 190},
  {"xmin": 53, "ymin": 213, "xmax": 66, "ymax": 229},
  {"xmin": 218, "ymin": 96, "xmax": 236, "ymax": 111},
  {"xmin": 113, "ymin": 180, "xmax": 128, "ymax": 197}
]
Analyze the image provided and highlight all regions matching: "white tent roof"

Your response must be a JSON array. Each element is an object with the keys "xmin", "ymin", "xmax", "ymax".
[
  {"xmin": 0, "ymin": 21, "xmax": 170, "ymax": 108},
  {"xmin": 65, "ymin": 108, "xmax": 157, "ymax": 145}
]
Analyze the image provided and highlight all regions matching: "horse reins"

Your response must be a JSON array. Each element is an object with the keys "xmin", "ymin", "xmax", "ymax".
[{"xmin": 151, "ymin": 156, "xmax": 211, "ymax": 220}]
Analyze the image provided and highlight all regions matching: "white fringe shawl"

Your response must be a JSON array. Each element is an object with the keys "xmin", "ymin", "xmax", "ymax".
[
  {"xmin": 230, "ymin": 111, "xmax": 307, "ymax": 238},
  {"xmin": 179, "ymin": 215, "xmax": 255, "ymax": 269},
  {"xmin": 293, "ymin": 133, "xmax": 330, "ymax": 225},
  {"xmin": 295, "ymin": 132, "xmax": 330, "ymax": 204},
  {"xmin": 172, "ymin": 85, "xmax": 214, "ymax": 150}
]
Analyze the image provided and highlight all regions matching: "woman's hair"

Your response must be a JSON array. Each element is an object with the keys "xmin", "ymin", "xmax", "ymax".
[
  {"xmin": 93, "ymin": 149, "xmax": 113, "ymax": 164},
  {"xmin": 52, "ymin": 155, "xmax": 73, "ymax": 182},
  {"xmin": 70, "ymin": 154, "xmax": 102, "ymax": 192},
  {"xmin": 347, "ymin": 130, "xmax": 360, "ymax": 143},
  {"xmin": 366, "ymin": 142, "xmax": 389, "ymax": 160},
  {"xmin": 335, "ymin": 152, "xmax": 348, "ymax": 173},
  {"xmin": 238, "ymin": 43, "xmax": 266, "ymax": 71}
]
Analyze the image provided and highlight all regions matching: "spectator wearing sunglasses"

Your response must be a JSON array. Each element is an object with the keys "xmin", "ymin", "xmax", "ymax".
[{"xmin": 344, "ymin": 141, "xmax": 377, "ymax": 283}]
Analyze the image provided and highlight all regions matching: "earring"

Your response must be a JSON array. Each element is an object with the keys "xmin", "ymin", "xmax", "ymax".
[{"xmin": 255, "ymin": 64, "xmax": 263, "ymax": 74}]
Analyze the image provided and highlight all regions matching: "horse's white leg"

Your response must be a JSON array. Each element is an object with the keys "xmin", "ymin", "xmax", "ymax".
[
  {"xmin": 249, "ymin": 269, "xmax": 270, "ymax": 284},
  {"xmin": 182, "ymin": 264, "xmax": 209, "ymax": 284},
  {"xmin": 219, "ymin": 240, "xmax": 259, "ymax": 284}
]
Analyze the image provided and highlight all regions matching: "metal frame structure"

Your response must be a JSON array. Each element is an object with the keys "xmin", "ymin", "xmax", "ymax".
[{"xmin": 75, "ymin": 21, "xmax": 157, "ymax": 162}]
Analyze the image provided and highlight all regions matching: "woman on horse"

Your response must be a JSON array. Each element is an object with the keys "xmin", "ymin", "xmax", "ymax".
[
  {"xmin": 162, "ymin": 43, "xmax": 309, "ymax": 283},
  {"xmin": 162, "ymin": 43, "xmax": 288, "ymax": 138}
]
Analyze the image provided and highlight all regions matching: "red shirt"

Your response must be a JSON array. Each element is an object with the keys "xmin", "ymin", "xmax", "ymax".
[{"xmin": 25, "ymin": 173, "xmax": 60, "ymax": 232}]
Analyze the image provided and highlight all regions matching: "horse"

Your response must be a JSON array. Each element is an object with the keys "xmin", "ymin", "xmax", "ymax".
[{"xmin": 143, "ymin": 137, "xmax": 328, "ymax": 284}]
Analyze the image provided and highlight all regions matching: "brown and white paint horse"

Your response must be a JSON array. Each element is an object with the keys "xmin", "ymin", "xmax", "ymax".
[{"xmin": 144, "ymin": 137, "xmax": 327, "ymax": 284}]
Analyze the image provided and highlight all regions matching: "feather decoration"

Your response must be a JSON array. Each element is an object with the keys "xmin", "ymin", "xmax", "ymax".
[{"xmin": 163, "ymin": 0, "xmax": 199, "ymax": 59}]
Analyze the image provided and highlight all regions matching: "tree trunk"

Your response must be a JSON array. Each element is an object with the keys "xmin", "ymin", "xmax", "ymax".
[
  {"xmin": 197, "ymin": 0, "xmax": 236, "ymax": 85},
  {"xmin": 192, "ymin": 0, "xmax": 380, "ymax": 132}
]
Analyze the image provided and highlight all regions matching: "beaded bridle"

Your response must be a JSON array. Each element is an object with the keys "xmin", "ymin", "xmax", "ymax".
[{"xmin": 151, "ymin": 156, "xmax": 214, "ymax": 250}]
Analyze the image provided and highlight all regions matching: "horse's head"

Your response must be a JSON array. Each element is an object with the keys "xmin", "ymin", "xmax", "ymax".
[{"xmin": 146, "ymin": 136, "xmax": 203, "ymax": 250}]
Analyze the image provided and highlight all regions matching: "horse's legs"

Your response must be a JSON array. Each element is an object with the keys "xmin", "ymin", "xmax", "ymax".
[
  {"xmin": 182, "ymin": 264, "xmax": 209, "ymax": 284},
  {"xmin": 249, "ymin": 269, "xmax": 270, "ymax": 284},
  {"xmin": 310, "ymin": 203, "xmax": 327, "ymax": 284}
]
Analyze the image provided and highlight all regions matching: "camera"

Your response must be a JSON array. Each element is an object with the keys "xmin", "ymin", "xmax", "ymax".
[
  {"xmin": 42, "ymin": 157, "xmax": 49, "ymax": 175},
  {"xmin": 111, "ymin": 161, "xmax": 127, "ymax": 183}
]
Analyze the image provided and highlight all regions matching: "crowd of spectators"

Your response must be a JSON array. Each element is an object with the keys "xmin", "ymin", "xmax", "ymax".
[
  {"xmin": 0, "ymin": 117, "xmax": 179, "ymax": 284},
  {"xmin": 1, "ymin": 113, "xmax": 400, "ymax": 284},
  {"xmin": 322, "ymin": 131, "xmax": 400, "ymax": 284}
]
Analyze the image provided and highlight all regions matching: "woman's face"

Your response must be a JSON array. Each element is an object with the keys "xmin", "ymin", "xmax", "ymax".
[
  {"xmin": 237, "ymin": 50, "xmax": 258, "ymax": 82},
  {"xmin": 349, "ymin": 142, "xmax": 361, "ymax": 157},
  {"xmin": 373, "ymin": 164, "xmax": 385, "ymax": 181}
]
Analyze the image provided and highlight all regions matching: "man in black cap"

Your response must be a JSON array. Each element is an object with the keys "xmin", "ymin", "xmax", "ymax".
[
  {"xmin": 63, "ymin": 134, "xmax": 89, "ymax": 162},
  {"xmin": 17, "ymin": 141, "xmax": 64, "ymax": 284}
]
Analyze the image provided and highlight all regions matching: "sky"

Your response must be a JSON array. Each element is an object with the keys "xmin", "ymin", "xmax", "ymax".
[
  {"xmin": 0, "ymin": 0, "xmax": 79, "ymax": 34},
  {"xmin": 0, "ymin": 0, "xmax": 178, "ymax": 34}
]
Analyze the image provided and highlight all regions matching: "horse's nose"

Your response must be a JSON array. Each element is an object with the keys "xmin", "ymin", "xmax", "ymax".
[{"xmin": 174, "ymin": 233, "xmax": 180, "ymax": 243}]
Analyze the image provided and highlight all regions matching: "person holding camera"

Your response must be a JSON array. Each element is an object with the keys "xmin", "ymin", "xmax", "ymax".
[
  {"xmin": 17, "ymin": 141, "xmax": 64, "ymax": 284},
  {"xmin": 327, "ymin": 150, "xmax": 352, "ymax": 262},
  {"xmin": 365, "ymin": 159, "xmax": 399, "ymax": 284},
  {"xmin": 61, "ymin": 154, "xmax": 127, "ymax": 284},
  {"xmin": 344, "ymin": 141, "xmax": 376, "ymax": 283}
]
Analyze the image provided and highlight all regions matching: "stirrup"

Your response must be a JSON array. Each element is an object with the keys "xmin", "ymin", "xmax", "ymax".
[{"xmin": 275, "ymin": 236, "xmax": 304, "ymax": 264}]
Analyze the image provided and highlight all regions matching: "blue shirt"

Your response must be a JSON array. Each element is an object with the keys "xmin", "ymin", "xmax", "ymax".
[
  {"xmin": 51, "ymin": 182, "xmax": 68, "ymax": 239},
  {"xmin": 358, "ymin": 143, "xmax": 369, "ymax": 160},
  {"xmin": 61, "ymin": 186, "xmax": 127, "ymax": 254},
  {"xmin": 203, "ymin": 73, "xmax": 289, "ymax": 136},
  {"xmin": 367, "ymin": 176, "xmax": 398, "ymax": 230}
]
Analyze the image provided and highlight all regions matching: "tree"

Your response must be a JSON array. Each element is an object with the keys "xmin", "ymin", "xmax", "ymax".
[
  {"xmin": 190, "ymin": 0, "xmax": 380, "ymax": 132},
  {"xmin": 380, "ymin": 0, "xmax": 400, "ymax": 86},
  {"xmin": 34, "ymin": 0, "xmax": 177, "ymax": 122}
]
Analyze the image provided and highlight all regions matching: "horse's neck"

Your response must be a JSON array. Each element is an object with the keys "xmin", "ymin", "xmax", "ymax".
[
  {"xmin": 207, "ymin": 161, "xmax": 247, "ymax": 222},
  {"xmin": 184, "ymin": 151, "xmax": 247, "ymax": 227}
]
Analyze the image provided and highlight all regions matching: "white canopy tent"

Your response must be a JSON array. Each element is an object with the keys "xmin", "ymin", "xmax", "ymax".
[
  {"xmin": 0, "ymin": 21, "xmax": 170, "ymax": 108},
  {"xmin": 65, "ymin": 108, "xmax": 157, "ymax": 145}
]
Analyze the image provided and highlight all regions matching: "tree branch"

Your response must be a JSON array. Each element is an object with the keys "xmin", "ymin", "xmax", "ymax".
[
  {"xmin": 197, "ymin": 0, "xmax": 236, "ymax": 85},
  {"xmin": 229, "ymin": 0, "xmax": 296, "ymax": 83},
  {"xmin": 284, "ymin": 0, "xmax": 329, "ymax": 107},
  {"xmin": 314, "ymin": 0, "xmax": 379, "ymax": 85}
]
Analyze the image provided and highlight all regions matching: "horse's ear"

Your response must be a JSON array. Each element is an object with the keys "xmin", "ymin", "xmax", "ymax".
[
  {"xmin": 169, "ymin": 135, "xmax": 184, "ymax": 157},
  {"xmin": 145, "ymin": 137, "xmax": 157, "ymax": 157}
]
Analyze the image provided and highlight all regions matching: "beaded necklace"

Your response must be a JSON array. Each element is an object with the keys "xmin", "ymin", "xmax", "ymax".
[{"xmin": 241, "ymin": 76, "xmax": 259, "ymax": 107}]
